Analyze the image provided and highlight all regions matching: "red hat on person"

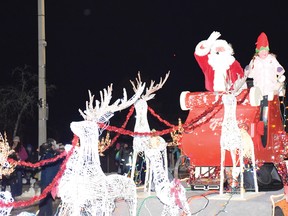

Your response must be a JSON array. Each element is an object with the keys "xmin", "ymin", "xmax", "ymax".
[{"xmin": 255, "ymin": 32, "xmax": 269, "ymax": 53}]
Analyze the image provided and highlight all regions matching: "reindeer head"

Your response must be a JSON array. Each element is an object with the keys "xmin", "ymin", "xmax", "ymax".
[
  {"xmin": 130, "ymin": 71, "xmax": 170, "ymax": 110},
  {"xmin": 225, "ymin": 72, "xmax": 248, "ymax": 96},
  {"xmin": 78, "ymin": 83, "xmax": 145, "ymax": 123},
  {"xmin": 70, "ymin": 83, "xmax": 145, "ymax": 140},
  {"xmin": 70, "ymin": 120, "xmax": 98, "ymax": 141}
]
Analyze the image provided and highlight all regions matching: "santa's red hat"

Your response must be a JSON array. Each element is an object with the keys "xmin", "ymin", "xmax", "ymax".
[{"xmin": 255, "ymin": 32, "xmax": 269, "ymax": 53}]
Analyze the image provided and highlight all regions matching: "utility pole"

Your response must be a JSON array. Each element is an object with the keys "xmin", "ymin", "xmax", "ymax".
[{"xmin": 38, "ymin": 0, "xmax": 47, "ymax": 151}]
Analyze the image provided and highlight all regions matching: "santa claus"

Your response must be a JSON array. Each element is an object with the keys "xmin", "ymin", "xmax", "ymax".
[{"xmin": 194, "ymin": 31, "xmax": 246, "ymax": 92}]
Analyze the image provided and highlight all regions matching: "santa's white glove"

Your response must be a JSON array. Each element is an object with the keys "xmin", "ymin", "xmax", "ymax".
[{"xmin": 206, "ymin": 31, "xmax": 221, "ymax": 48}]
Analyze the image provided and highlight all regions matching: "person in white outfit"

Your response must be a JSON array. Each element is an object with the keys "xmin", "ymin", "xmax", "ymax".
[
  {"xmin": 246, "ymin": 32, "xmax": 285, "ymax": 147},
  {"xmin": 246, "ymin": 32, "xmax": 285, "ymax": 99}
]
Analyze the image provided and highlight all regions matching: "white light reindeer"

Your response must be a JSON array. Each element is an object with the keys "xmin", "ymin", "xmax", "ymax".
[
  {"xmin": 145, "ymin": 147, "xmax": 191, "ymax": 216},
  {"xmin": 58, "ymin": 83, "xmax": 145, "ymax": 216},
  {"xmin": 130, "ymin": 72, "xmax": 191, "ymax": 215},
  {"xmin": 130, "ymin": 72, "xmax": 169, "ymax": 193},
  {"xmin": 219, "ymin": 75, "xmax": 258, "ymax": 196}
]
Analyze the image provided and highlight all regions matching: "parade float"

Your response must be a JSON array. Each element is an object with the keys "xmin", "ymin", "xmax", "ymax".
[
  {"xmin": 0, "ymin": 73, "xmax": 287, "ymax": 215},
  {"xmin": 0, "ymin": 31, "xmax": 287, "ymax": 215},
  {"xmin": 174, "ymin": 31, "xmax": 288, "ymax": 193},
  {"xmin": 178, "ymin": 85, "xmax": 287, "ymax": 191}
]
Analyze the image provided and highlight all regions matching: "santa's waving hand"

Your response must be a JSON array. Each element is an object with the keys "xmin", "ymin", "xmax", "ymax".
[
  {"xmin": 206, "ymin": 31, "xmax": 221, "ymax": 49},
  {"xmin": 194, "ymin": 31, "xmax": 246, "ymax": 92}
]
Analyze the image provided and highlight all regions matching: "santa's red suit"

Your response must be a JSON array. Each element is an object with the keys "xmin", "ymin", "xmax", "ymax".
[{"xmin": 194, "ymin": 32, "xmax": 245, "ymax": 92}]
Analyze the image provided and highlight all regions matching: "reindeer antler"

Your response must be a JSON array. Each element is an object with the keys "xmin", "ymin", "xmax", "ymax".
[
  {"xmin": 130, "ymin": 71, "xmax": 143, "ymax": 94},
  {"xmin": 79, "ymin": 82, "xmax": 145, "ymax": 122},
  {"xmin": 227, "ymin": 72, "xmax": 248, "ymax": 96},
  {"xmin": 130, "ymin": 71, "xmax": 170, "ymax": 101}
]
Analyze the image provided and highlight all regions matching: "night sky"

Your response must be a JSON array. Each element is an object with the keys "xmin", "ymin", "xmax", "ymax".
[{"xmin": 1, "ymin": 1, "xmax": 288, "ymax": 146}]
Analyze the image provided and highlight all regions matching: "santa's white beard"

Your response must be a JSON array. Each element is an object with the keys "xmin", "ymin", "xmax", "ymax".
[
  {"xmin": 208, "ymin": 52, "xmax": 235, "ymax": 71},
  {"xmin": 208, "ymin": 52, "xmax": 235, "ymax": 91}
]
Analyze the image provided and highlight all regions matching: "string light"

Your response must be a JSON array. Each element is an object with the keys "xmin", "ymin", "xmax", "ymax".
[
  {"xmin": 98, "ymin": 131, "xmax": 111, "ymax": 156},
  {"xmin": 0, "ymin": 132, "xmax": 16, "ymax": 178}
]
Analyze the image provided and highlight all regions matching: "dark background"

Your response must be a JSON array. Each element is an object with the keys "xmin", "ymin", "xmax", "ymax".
[{"xmin": 1, "ymin": 1, "xmax": 287, "ymax": 147}]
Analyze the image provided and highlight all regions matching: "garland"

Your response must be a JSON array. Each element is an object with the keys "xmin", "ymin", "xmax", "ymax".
[
  {"xmin": 183, "ymin": 89, "xmax": 249, "ymax": 132},
  {"xmin": 1, "ymin": 90, "xmax": 250, "ymax": 208},
  {"xmin": 0, "ymin": 135, "xmax": 78, "ymax": 208}
]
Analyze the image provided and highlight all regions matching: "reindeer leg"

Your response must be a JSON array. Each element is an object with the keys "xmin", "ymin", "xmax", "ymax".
[
  {"xmin": 147, "ymin": 160, "xmax": 153, "ymax": 195},
  {"xmin": 127, "ymin": 190, "xmax": 137, "ymax": 216},
  {"xmin": 220, "ymin": 148, "xmax": 225, "ymax": 195},
  {"xmin": 163, "ymin": 149, "xmax": 169, "ymax": 179},
  {"xmin": 144, "ymin": 158, "xmax": 151, "ymax": 193},
  {"xmin": 239, "ymin": 148, "xmax": 245, "ymax": 197},
  {"xmin": 130, "ymin": 151, "xmax": 138, "ymax": 181},
  {"xmin": 231, "ymin": 149, "xmax": 238, "ymax": 189},
  {"xmin": 251, "ymin": 145, "xmax": 259, "ymax": 193}
]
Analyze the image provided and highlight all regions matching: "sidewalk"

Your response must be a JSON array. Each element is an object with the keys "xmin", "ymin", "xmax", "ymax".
[
  {"xmin": 10, "ymin": 180, "xmax": 284, "ymax": 215},
  {"xmin": 10, "ymin": 182, "xmax": 58, "ymax": 216}
]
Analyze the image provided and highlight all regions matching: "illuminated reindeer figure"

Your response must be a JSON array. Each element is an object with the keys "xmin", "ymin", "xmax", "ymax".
[
  {"xmin": 130, "ymin": 72, "xmax": 169, "ymax": 193},
  {"xmin": 219, "ymin": 75, "xmax": 258, "ymax": 196},
  {"xmin": 58, "ymin": 83, "xmax": 145, "ymax": 216},
  {"xmin": 130, "ymin": 72, "xmax": 191, "ymax": 215},
  {"xmin": 145, "ymin": 147, "xmax": 191, "ymax": 216}
]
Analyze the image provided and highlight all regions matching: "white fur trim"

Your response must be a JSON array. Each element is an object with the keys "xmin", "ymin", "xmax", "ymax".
[
  {"xmin": 195, "ymin": 40, "xmax": 210, "ymax": 56},
  {"xmin": 268, "ymin": 91, "xmax": 274, "ymax": 101},
  {"xmin": 180, "ymin": 91, "xmax": 189, "ymax": 110},
  {"xmin": 213, "ymin": 69, "xmax": 227, "ymax": 91}
]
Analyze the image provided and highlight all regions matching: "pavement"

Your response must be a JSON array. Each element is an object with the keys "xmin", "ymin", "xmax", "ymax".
[{"xmin": 9, "ymin": 180, "xmax": 286, "ymax": 216}]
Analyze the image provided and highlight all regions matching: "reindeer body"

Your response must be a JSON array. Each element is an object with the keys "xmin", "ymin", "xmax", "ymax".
[
  {"xmin": 130, "ymin": 74, "xmax": 169, "ymax": 192},
  {"xmin": 132, "ymin": 99, "xmax": 150, "ymax": 155},
  {"xmin": 220, "ymin": 94, "xmax": 244, "ymax": 193},
  {"xmin": 58, "ymin": 84, "xmax": 145, "ymax": 216},
  {"xmin": 58, "ymin": 121, "xmax": 137, "ymax": 216},
  {"xmin": 132, "ymin": 98, "xmax": 168, "ymax": 191},
  {"xmin": 219, "ymin": 76, "xmax": 258, "ymax": 195},
  {"xmin": 130, "ymin": 72, "xmax": 191, "ymax": 216},
  {"xmin": 146, "ymin": 148, "xmax": 191, "ymax": 216}
]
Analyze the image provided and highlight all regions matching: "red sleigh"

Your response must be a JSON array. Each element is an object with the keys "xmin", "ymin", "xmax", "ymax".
[
  {"xmin": 179, "ymin": 88, "xmax": 287, "ymax": 167},
  {"xmin": 177, "ymin": 87, "xmax": 287, "ymax": 191}
]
